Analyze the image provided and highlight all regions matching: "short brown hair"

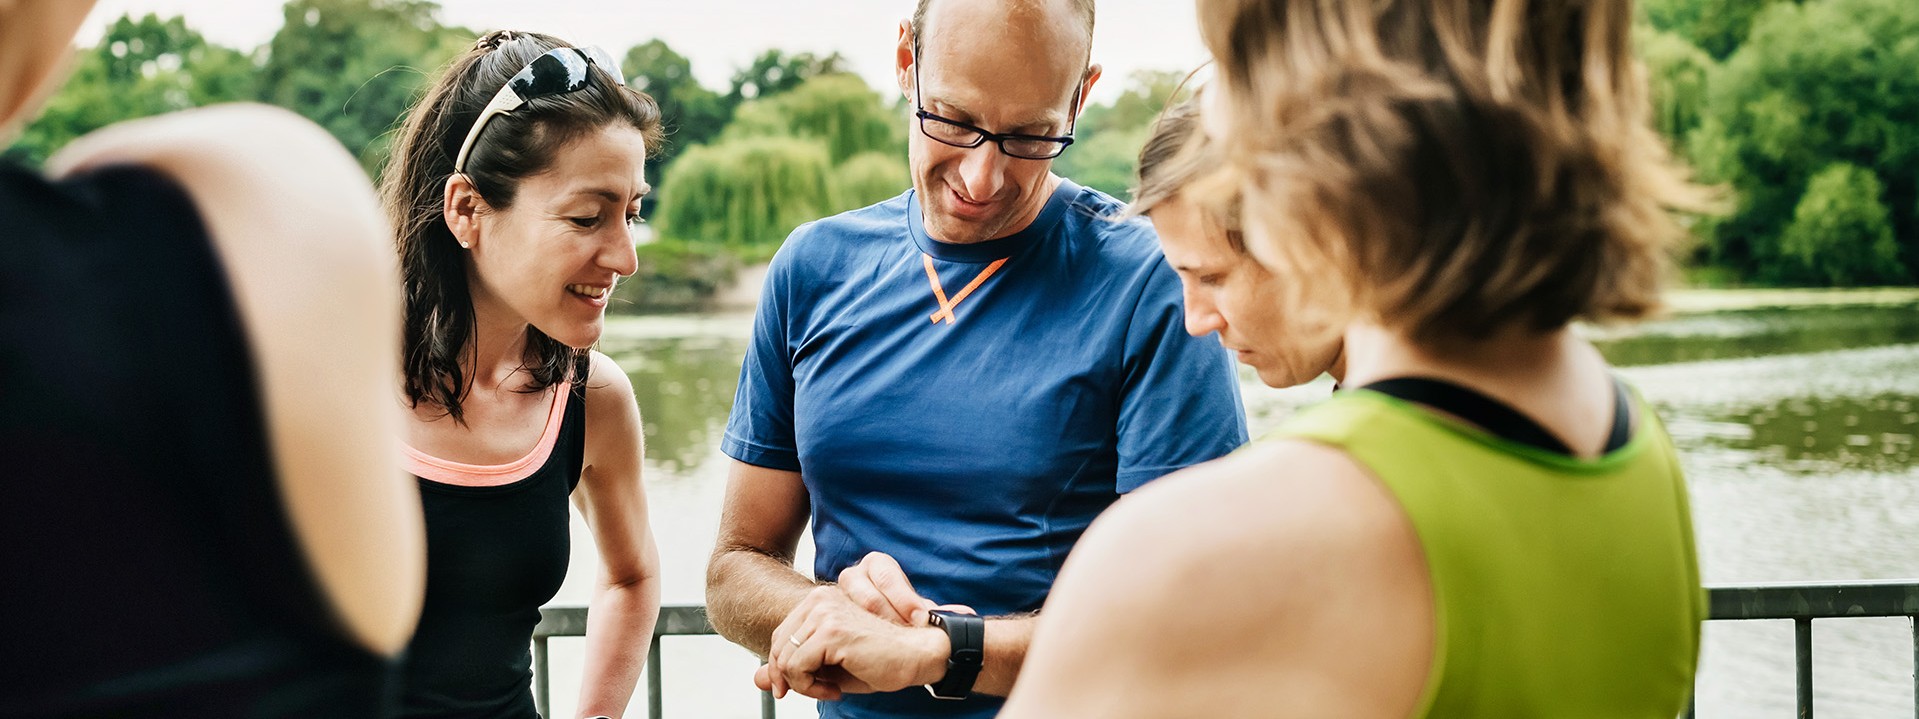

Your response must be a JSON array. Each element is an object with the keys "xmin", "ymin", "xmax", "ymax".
[
  {"xmin": 1132, "ymin": 97, "xmax": 1243, "ymax": 253},
  {"xmin": 1194, "ymin": 0, "xmax": 1715, "ymax": 345}
]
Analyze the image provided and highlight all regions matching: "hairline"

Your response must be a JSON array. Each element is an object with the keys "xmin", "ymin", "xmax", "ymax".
[{"xmin": 911, "ymin": 0, "xmax": 1095, "ymax": 62}]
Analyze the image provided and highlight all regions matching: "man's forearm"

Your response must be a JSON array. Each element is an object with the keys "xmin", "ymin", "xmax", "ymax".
[
  {"xmin": 706, "ymin": 546, "xmax": 820, "ymax": 657},
  {"xmin": 969, "ymin": 614, "xmax": 1038, "ymax": 697}
]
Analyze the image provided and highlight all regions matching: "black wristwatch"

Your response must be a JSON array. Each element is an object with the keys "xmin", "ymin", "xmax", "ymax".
[{"xmin": 924, "ymin": 609, "xmax": 984, "ymax": 700}]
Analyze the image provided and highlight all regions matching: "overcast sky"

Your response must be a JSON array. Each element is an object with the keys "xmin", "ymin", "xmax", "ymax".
[{"xmin": 78, "ymin": 0, "xmax": 1211, "ymax": 103}]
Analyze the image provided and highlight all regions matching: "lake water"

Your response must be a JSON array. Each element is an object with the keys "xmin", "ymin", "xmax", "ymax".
[{"xmin": 537, "ymin": 301, "xmax": 1919, "ymax": 719}]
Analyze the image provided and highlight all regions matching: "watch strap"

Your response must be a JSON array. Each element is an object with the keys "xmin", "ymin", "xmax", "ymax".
[{"xmin": 924, "ymin": 610, "xmax": 984, "ymax": 700}]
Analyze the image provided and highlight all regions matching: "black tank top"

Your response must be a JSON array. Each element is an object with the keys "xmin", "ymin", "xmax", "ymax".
[
  {"xmin": 0, "ymin": 161, "xmax": 391, "ymax": 715},
  {"xmin": 399, "ymin": 357, "xmax": 588, "ymax": 719}
]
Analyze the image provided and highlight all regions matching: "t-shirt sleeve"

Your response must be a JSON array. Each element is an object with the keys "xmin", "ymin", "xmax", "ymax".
[
  {"xmin": 1114, "ymin": 259, "xmax": 1248, "ymax": 492},
  {"xmin": 721, "ymin": 235, "xmax": 804, "ymax": 472}
]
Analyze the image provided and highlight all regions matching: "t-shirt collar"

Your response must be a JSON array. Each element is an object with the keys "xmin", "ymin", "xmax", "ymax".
[{"xmin": 908, "ymin": 178, "xmax": 1082, "ymax": 264}]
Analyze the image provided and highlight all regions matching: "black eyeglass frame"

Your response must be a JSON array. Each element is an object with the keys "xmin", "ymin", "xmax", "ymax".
[
  {"xmin": 909, "ymin": 36, "xmax": 1083, "ymax": 161},
  {"xmin": 453, "ymin": 45, "xmax": 624, "ymax": 174}
]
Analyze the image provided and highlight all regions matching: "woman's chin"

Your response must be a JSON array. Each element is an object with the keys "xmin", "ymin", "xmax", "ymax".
[
  {"xmin": 1253, "ymin": 364, "xmax": 1309, "ymax": 390},
  {"xmin": 534, "ymin": 319, "xmax": 602, "ymax": 350}
]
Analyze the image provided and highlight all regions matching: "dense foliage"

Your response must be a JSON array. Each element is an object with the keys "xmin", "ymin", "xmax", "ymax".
[{"xmin": 9, "ymin": 0, "xmax": 1914, "ymax": 301}]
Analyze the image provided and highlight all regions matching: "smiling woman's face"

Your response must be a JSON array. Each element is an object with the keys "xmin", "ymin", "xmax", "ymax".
[{"xmin": 467, "ymin": 123, "xmax": 649, "ymax": 348}]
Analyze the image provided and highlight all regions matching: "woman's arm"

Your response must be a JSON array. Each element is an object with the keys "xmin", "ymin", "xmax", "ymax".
[{"xmin": 572, "ymin": 351, "xmax": 663, "ymax": 718}]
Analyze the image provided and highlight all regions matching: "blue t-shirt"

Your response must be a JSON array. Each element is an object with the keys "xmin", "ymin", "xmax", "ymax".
[{"xmin": 722, "ymin": 179, "xmax": 1247, "ymax": 718}]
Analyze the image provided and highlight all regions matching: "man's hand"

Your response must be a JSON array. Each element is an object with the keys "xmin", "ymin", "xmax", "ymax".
[
  {"xmin": 834, "ymin": 552, "xmax": 973, "ymax": 625},
  {"xmin": 756, "ymin": 584, "xmax": 950, "ymax": 700}
]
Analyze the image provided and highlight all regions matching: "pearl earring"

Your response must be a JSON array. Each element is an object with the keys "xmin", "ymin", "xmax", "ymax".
[{"xmin": 459, "ymin": 241, "xmax": 471, "ymax": 249}]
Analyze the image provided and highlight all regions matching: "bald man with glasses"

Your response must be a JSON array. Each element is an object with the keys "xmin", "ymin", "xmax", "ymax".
[{"xmin": 704, "ymin": 1, "xmax": 1246, "ymax": 716}]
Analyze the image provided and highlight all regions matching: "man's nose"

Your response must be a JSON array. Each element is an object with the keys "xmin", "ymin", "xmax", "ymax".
[{"xmin": 954, "ymin": 142, "xmax": 1009, "ymax": 201}]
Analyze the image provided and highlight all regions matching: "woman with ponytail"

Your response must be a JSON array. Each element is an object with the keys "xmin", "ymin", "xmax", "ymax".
[{"xmin": 382, "ymin": 30, "xmax": 665, "ymax": 719}]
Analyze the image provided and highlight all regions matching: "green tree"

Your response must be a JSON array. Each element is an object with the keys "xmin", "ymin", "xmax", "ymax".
[
  {"xmin": 1053, "ymin": 70, "xmax": 1190, "ymax": 200},
  {"xmin": 722, "ymin": 73, "xmax": 904, "ymax": 165},
  {"xmin": 1688, "ymin": 0, "xmax": 1919, "ymax": 282},
  {"xmin": 655, "ymin": 136, "xmax": 836, "ymax": 247},
  {"xmin": 727, "ymin": 49, "xmax": 850, "ymax": 104},
  {"xmin": 257, "ymin": 0, "xmax": 470, "ymax": 172},
  {"xmin": 1075, "ymin": 69, "xmax": 1187, "ymax": 139},
  {"xmin": 8, "ymin": 13, "xmax": 256, "ymax": 165},
  {"xmin": 622, "ymin": 39, "xmax": 728, "ymax": 173},
  {"xmin": 1637, "ymin": 28, "xmax": 1715, "ymax": 140},
  {"xmin": 1777, "ymin": 163, "xmax": 1905, "ymax": 285},
  {"xmin": 1641, "ymin": 0, "xmax": 1782, "ymax": 59},
  {"xmin": 1052, "ymin": 124, "xmax": 1150, "ymax": 200},
  {"xmin": 831, "ymin": 151, "xmax": 910, "ymax": 212}
]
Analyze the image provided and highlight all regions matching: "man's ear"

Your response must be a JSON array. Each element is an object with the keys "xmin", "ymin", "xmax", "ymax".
[
  {"xmin": 1077, "ymin": 64, "xmax": 1104, "ymax": 117},
  {"xmin": 896, "ymin": 19, "xmax": 917, "ymax": 102}
]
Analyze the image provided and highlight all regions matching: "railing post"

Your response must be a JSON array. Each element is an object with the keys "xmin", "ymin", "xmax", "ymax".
[
  {"xmin": 762, "ymin": 689, "xmax": 777, "ymax": 719},
  {"xmin": 534, "ymin": 636, "xmax": 551, "ymax": 719},
  {"xmin": 647, "ymin": 635, "xmax": 663, "ymax": 718},
  {"xmin": 1910, "ymin": 616, "xmax": 1917, "ymax": 719},
  {"xmin": 1795, "ymin": 617, "xmax": 1814, "ymax": 718}
]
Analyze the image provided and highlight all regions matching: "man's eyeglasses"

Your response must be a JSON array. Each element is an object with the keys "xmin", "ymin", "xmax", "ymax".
[
  {"xmin": 454, "ymin": 45, "xmax": 624, "ymax": 174},
  {"xmin": 910, "ymin": 39, "xmax": 1080, "ymax": 160}
]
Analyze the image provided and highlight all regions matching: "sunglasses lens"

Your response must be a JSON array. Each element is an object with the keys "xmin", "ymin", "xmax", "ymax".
[
  {"xmin": 582, "ymin": 46, "xmax": 626, "ymax": 86},
  {"xmin": 509, "ymin": 49, "xmax": 591, "ymax": 100}
]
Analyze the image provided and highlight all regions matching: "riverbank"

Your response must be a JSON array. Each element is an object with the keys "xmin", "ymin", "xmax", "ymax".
[
  {"xmin": 603, "ymin": 286, "xmax": 1919, "ymax": 343},
  {"xmin": 1664, "ymin": 287, "xmax": 1919, "ymax": 313}
]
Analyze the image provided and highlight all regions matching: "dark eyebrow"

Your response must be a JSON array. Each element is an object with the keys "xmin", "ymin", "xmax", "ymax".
[{"xmin": 577, "ymin": 186, "xmax": 650, "ymax": 204}]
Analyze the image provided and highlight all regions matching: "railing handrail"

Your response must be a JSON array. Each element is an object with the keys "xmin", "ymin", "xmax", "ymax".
[
  {"xmin": 1705, "ymin": 579, "xmax": 1919, "ymax": 620},
  {"xmin": 531, "ymin": 580, "xmax": 1919, "ymax": 718}
]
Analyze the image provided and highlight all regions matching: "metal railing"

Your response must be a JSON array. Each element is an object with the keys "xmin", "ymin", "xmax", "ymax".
[
  {"xmin": 1689, "ymin": 580, "xmax": 1919, "ymax": 719},
  {"xmin": 534, "ymin": 580, "xmax": 1919, "ymax": 719},
  {"xmin": 533, "ymin": 604, "xmax": 776, "ymax": 719}
]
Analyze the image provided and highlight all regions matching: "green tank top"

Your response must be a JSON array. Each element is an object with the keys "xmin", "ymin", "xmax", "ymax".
[{"xmin": 1272, "ymin": 387, "xmax": 1705, "ymax": 718}]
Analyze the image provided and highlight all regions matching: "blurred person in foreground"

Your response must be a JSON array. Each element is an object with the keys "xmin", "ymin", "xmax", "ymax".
[
  {"xmin": 705, "ymin": 0, "xmax": 1247, "ymax": 715},
  {"xmin": 1003, "ymin": 0, "xmax": 1711, "ymax": 716},
  {"xmin": 380, "ymin": 30, "xmax": 664, "ymax": 719},
  {"xmin": 0, "ymin": 0, "xmax": 424, "ymax": 715}
]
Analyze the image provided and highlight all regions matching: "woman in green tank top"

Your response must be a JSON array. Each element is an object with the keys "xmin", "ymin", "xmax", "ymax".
[{"xmin": 1002, "ymin": 1, "xmax": 1715, "ymax": 717}]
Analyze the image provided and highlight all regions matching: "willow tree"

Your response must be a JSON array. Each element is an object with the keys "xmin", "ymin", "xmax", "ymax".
[
  {"xmin": 831, "ymin": 151, "xmax": 909, "ymax": 213},
  {"xmin": 1052, "ymin": 70, "xmax": 1190, "ymax": 200},
  {"xmin": 723, "ymin": 73, "xmax": 905, "ymax": 166},
  {"xmin": 1636, "ymin": 28, "xmax": 1715, "ymax": 141},
  {"xmin": 655, "ymin": 137, "xmax": 836, "ymax": 247}
]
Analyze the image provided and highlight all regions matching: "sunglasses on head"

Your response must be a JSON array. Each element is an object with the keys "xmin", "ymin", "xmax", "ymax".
[{"xmin": 453, "ymin": 45, "xmax": 624, "ymax": 174}]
